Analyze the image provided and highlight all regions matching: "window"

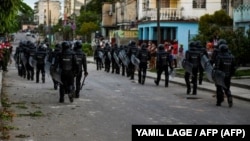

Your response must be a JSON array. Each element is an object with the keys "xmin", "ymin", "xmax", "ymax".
[
  {"xmin": 161, "ymin": 0, "xmax": 170, "ymax": 8},
  {"xmin": 193, "ymin": 0, "xmax": 206, "ymax": 8}
]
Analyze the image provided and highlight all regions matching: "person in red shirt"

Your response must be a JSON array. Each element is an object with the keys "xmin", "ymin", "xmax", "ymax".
[{"xmin": 172, "ymin": 40, "xmax": 178, "ymax": 68}]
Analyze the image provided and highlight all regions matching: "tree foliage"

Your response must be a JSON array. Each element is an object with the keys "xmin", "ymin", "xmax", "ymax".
[
  {"xmin": 80, "ymin": 22, "xmax": 99, "ymax": 36},
  {"xmin": 195, "ymin": 10, "xmax": 250, "ymax": 66},
  {"xmin": 0, "ymin": 0, "xmax": 33, "ymax": 33},
  {"xmin": 198, "ymin": 10, "xmax": 233, "ymax": 40}
]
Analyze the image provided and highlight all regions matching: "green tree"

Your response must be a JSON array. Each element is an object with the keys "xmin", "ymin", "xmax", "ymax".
[
  {"xmin": 0, "ymin": 0, "xmax": 33, "ymax": 33},
  {"xmin": 79, "ymin": 22, "xmax": 99, "ymax": 41},
  {"xmin": 195, "ymin": 10, "xmax": 233, "ymax": 43}
]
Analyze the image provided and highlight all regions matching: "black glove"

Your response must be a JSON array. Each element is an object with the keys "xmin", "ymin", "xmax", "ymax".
[{"xmin": 84, "ymin": 72, "xmax": 88, "ymax": 76}]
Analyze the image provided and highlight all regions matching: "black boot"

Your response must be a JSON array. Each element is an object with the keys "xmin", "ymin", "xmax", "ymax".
[
  {"xmin": 228, "ymin": 96, "xmax": 233, "ymax": 108},
  {"xmin": 141, "ymin": 77, "xmax": 145, "ymax": 85},
  {"xmin": 186, "ymin": 87, "xmax": 191, "ymax": 95},
  {"xmin": 154, "ymin": 80, "xmax": 159, "ymax": 86}
]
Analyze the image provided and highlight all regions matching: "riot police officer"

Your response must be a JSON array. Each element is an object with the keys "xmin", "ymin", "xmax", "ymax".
[
  {"xmin": 111, "ymin": 43, "xmax": 121, "ymax": 74},
  {"xmin": 94, "ymin": 44, "xmax": 104, "ymax": 70},
  {"xmin": 118, "ymin": 45, "xmax": 128, "ymax": 76},
  {"xmin": 57, "ymin": 41, "xmax": 79, "ymax": 103},
  {"xmin": 73, "ymin": 41, "xmax": 88, "ymax": 98},
  {"xmin": 154, "ymin": 44, "xmax": 173, "ymax": 87},
  {"xmin": 14, "ymin": 41, "xmax": 26, "ymax": 77},
  {"xmin": 35, "ymin": 45, "xmax": 47, "ymax": 83},
  {"xmin": 127, "ymin": 41, "xmax": 139, "ymax": 80},
  {"xmin": 184, "ymin": 41, "xmax": 200, "ymax": 94},
  {"xmin": 25, "ymin": 41, "xmax": 36, "ymax": 81},
  {"xmin": 137, "ymin": 43, "xmax": 151, "ymax": 85},
  {"xmin": 211, "ymin": 39, "xmax": 227, "ymax": 65},
  {"xmin": 195, "ymin": 41, "xmax": 207, "ymax": 85},
  {"xmin": 214, "ymin": 44, "xmax": 236, "ymax": 107},
  {"xmin": 103, "ymin": 42, "xmax": 112, "ymax": 72},
  {"xmin": 47, "ymin": 43, "xmax": 61, "ymax": 90}
]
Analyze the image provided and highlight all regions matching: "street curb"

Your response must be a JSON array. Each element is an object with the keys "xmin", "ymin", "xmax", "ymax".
[{"xmin": 87, "ymin": 59, "xmax": 250, "ymax": 101}]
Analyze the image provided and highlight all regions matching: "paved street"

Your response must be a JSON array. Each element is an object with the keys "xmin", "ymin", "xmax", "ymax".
[
  {"xmin": 1, "ymin": 60, "xmax": 250, "ymax": 141},
  {"xmin": 0, "ymin": 33, "xmax": 250, "ymax": 141}
]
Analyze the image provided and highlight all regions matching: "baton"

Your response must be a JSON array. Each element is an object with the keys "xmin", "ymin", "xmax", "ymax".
[{"xmin": 80, "ymin": 75, "xmax": 87, "ymax": 90}]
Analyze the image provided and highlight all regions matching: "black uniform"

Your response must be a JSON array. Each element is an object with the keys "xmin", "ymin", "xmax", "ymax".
[
  {"xmin": 137, "ymin": 43, "xmax": 151, "ymax": 84},
  {"xmin": 35, "ymin": 45, "xmax": 47, "ymax": 83},
  {"xmin": 73, "ymin": 41, "xmax": 88, "ymax": 98},
  {"xmin": 94, "ymin": 45, "xmax": 103, "ymax": 70},
  {"xmin": 58, "ymin": 41, "xmax": 79, "ymax": 103},
  {"xmin": 154, "ymin": 44, "xmax": 173, "ymax": 87},
  {"xmin": 103, "ymin": 43, "xmax": 112, "ymax": 72},
  {"xmin": 211, "ymin": 39, "xmax": 227, "ymax": 65},
  {"xmin": 214, "ymin": 44, "xmax": 236, "ymax": 107},
  {"xmin": 184, "ymin": 42, "xmax": 200, "ymax": 94},
  {"xmin": 111, "ymin": 44, "xmax": 120, "ymax": 74},
  {"xmin": 195, "ymin": 41, "xmax": 208, "ymax": 85},
  {"xmin": 118, "ymin": 45, "xmax": 127, "ymax": 76},
  {"xmin": 127, "ymin": 41, "xmax": 139, "ymax": 80},
  {"xmin": 47, "ymin": 43, "xmax": 61, "ymax": 90},
  {"xmin": 14, "ymin": 41, "xmax": 26, "ymax": 77},
  {"xmin": 24, "ymin": 41, "xmax": 36, "ymax": 81}
]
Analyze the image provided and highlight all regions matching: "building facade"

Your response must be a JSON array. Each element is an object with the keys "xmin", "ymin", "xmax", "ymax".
[
  {"xmin": 233, "ymin": 0, "xmax": 250, "ymax": 34},
  {"xmin": 102, "ymin": 0, "xmax": 234, "ymax": 50},
  {"xmin": 34, "ymin": 0, "xmax": 61, "ymax": 26}
]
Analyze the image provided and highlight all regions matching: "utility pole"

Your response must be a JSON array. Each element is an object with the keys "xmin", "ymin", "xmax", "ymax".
[
  {"xmin": 156, "ymin": 0, "xmax": 161, "ymax": 46},
  {"xmin": 73, "ymin": 0, "xmax": 76, "ymax": 41},
  {"xmin": 47, "ymin": 0, "xmax": 51, "ymax": 46}
]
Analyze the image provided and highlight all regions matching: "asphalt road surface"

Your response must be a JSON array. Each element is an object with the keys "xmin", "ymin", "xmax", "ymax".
[{"xmin": 1, "ymin": 34, "xmax": 250, "ymax": 141}]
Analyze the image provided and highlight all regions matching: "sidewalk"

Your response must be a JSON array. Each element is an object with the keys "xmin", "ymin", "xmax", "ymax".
[{"xmin": 87, "ymin": 57, "xmax": 250, "ymax": 102}]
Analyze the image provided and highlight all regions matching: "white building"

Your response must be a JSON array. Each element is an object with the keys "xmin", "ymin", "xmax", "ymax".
[{"xmin": 34, "ymin": 0, "xmax": 61, "ymax": 25}]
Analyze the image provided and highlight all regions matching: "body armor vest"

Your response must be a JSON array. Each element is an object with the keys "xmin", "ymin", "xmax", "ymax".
[
  {"xmin": 61, "ymin": 52, "xmax": 73, "ymax": 71},
  {"xmin": 189, "ymin": 50, "xmax": 200, "ymax": 68},
  {"xmin": 36, "ymin": 50, "xmax": 46, "ymax": 64},
  {"xmin": 218, "ymin": 53, "xmax": 233, "ymax": 77},
  {"xmin": 158, "ymin": 51, "xmax": 169, "ymax": 66},
  {"xmin": 140, "ymin": 49, "xmax": 149, "ymax": 63}
]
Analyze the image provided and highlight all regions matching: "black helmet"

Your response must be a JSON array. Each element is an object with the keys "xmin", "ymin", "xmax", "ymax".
[
  {"xmin": 130, "ymin": 40, "xmax": 136, "ymax": 46},
  {"xmin": 217, "ymin": 39, "xmax": 227, "ymax": 46},
  {"xmin": 105, "ymin": 42, "xmax": 109, "ymax": 47},
  {"xmin": 119, "ymin": 45, "xmax": 124, "ymax": 49},
  {"xmin": 158, "ymin": 44, "xmax": 164, "ymax": 50},
  {"xmin": 26, "ymin": 41, "xmax": 33, "ymax": 47},
  {"xmin": 96, "ymin": 44, "xmax": 101, "ymax": 48},
  {"xmin": 38, "ymin": 45, "xmax": 46, "ymax": 51},
  {"xmin": 189, "ymin": 41, "xmax": 196, "ymax": 47},
  {"xmin": 74, "ymin": 41, "xmax": 82, "ymax": 50},
  {"xmin": 141, "ymin": 43, "xmax": 147, "ymax": 49},
  {"xmin": 194, "ymin": 40, "xmax": 201, "ymax": 47},
  {"xmin": 55, "ymin": 43, "xmax": 61, "ymax": 49},
  {"xmin": 113, "ymin": 43, "xmax": 118, "ymax": 48},
  {"xmin": 219, "ymin": 44, "xmax": 229, "ymax": 53},
  {"xmin": 61, "ymin": 41, "xmax": 70, "ymax": 50},
  {"xmin": 19, "ymin": 40, "xmax": 26, "ymax": 47}
]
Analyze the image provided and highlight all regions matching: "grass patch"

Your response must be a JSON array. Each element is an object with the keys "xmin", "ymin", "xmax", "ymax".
[
  {"xmin": 0, "ymin": 109, "xmax": 15, "ymax": 121},
  {"xmin": 1, "ymin": 97, "xmax": 11, "ymax": 108},
  {"xmin": 234, "ymin": 69, "xmax": 250, "ymax": 77},
  {"xmin": 18, "ymin": 110, "xmax": 44, "ymax": 117},
  {"xmin": 12, "ymin": 102, "xmax": 28, "ymax": 109}
]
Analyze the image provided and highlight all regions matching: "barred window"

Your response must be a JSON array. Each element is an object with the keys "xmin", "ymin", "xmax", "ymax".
[{"xmin": 193, "ymin": 0, "xmax": 206, "ymax": 8}]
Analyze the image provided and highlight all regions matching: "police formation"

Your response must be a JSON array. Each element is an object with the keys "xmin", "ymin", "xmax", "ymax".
[
  {"xmin": 182, "ymin": 39, "xmax": 236, "ymax": 107},
  {"xmin": 14, "ymin": 40, "xmax": 88, "ymax": 103},
  {"xmin": 94, "ymin": 39, "xmax": 236, "ymax": 108},
  {"xmin": 94, "ymin": 40, "xmax": 174, "ymax": 86}
]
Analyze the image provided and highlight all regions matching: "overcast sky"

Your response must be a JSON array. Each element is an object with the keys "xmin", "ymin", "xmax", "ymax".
[
  {"xmin": 23, "ymin": 0, "xmax": 64, "ymax": 16},
  {"xmin": 23, "ymin": 0, "xmax": 35, "ymax": 8},
  {"xmin": 23, "ymin": 0, "xmax": 64, "ymax": 10}
]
